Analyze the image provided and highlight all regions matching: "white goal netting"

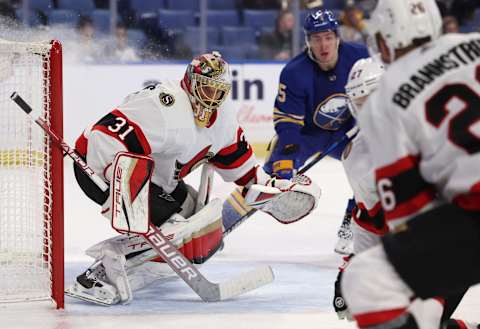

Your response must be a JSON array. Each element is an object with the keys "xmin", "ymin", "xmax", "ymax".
[{"xmin": 0, "ymin": 40, "xmax": 59, "ymax": 304}]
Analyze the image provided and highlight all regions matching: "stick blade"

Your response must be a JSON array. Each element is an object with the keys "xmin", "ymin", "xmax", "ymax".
[{"xmin": 218, "ymin": 266, "xmax": 274, "ymax": 301}]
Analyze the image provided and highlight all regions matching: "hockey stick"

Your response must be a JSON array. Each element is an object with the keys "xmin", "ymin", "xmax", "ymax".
[
  {"xmin": 11, "ymin": 92, "xmax": 274, "ymax": 302},
  {"xmin": 222, "ymin": 126, "xmax": 359, "ymax": 237},
  {"xmin": 195, "ymin": 164, "xmax": 214, "ymax": 212},
  {"xmin": 297, "ymin": 126, "xmax": 359, "ymax": 175}
]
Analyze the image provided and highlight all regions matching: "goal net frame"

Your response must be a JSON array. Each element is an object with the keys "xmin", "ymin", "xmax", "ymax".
[{"xmin": 0, "ymin": 39, "xmax": 63, "ymax": 309}]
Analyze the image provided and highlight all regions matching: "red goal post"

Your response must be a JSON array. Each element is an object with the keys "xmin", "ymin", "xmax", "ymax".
[{"xmin": 0, "ymin": 40, "xmax": 63, "ymax": 308}]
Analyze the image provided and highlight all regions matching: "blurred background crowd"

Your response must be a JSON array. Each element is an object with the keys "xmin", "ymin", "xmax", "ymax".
[{"xmin": 1, "ymin": 0, "xmax": 479, "ymax": 63}]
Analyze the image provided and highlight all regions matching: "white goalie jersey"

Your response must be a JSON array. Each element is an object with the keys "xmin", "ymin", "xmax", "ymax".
[
  {"xmin": 358, "ymin": 33, "xmax": 480, "ymax": 228},
  {"xmin": 75, "ymin": 80, "xmax": 259, "ymax": 193}
]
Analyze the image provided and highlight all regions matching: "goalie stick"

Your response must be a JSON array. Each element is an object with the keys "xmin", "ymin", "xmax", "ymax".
[
  {"xmin": 223, "ymin": 126, "xmax": 359, "ymax": 237},
  {"xmin": 195, "ymin": 164, "xmax": 214, "ymax": 212},
  {"xmin": 11, "ymin": 92, "xmax": 274, "ymax": 302}
]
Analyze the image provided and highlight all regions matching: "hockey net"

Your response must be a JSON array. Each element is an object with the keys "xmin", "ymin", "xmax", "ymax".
[{"xmin": 0, "ymin": 40, "xmax": 63, "ymax": 308}]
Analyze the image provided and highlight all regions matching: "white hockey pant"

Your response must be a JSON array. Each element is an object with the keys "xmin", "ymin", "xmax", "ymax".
[
  {"xmin": 342, "ymin": 245, "xmax": 444, "ymax": 329},
  {"xmin": 351, "ymin": 220, "xmax": 382, "ymax": 254}
]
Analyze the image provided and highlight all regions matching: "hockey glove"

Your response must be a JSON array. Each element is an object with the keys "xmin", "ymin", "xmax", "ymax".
[
  {"xmin": 272, "ymin": 143, "xmax": 301, "ymax": 179},
  {"xmin": 244, "ymin": 174, "xmax": 321, "ymax": 224}
]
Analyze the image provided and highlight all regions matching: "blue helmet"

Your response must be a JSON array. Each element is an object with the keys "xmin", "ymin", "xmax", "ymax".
[{"xmin": 303, "ymin": 9, "xmax": 339, "ymax": 36}]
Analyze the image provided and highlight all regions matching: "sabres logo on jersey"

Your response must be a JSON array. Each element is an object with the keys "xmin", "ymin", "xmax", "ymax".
[
  {"xmin": 159, "ymin": 92, "xmax": 175, "ymax": 107},
  {"xmin": 314, "ymin": 94, "xmax": 350, "ymax": 130}
]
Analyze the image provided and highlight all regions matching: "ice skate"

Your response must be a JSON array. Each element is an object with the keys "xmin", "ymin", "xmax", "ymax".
[{"xmin": 65, "ymin": 263, "xmax": 120, "ymax": 306}]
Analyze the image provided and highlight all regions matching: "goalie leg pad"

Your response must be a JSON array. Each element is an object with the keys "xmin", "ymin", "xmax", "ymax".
[
  {"xmin": 127, "ymin": 262, "xmax": 177, "ymax": 292},
  {"xmin": 102, "ymin": 243, "xmax": 133, "ymax": 304},
  {"xmin": 84, "ymin": 238, "xmax": 177, "ymax": 295},
  {"xmin": 77, "ymin": 199, "xmax": 224, "ymax": 300},
  {"xmin": 86, "ymin": 240, "xmax": 133, "ymax": 304},
  {"xmin": 116, "ymin": 201, "xmax": 224, "ymax": 292},
  {"xmin": 158, "ymin": 198, "xmax": 224, "ymax": 264},
  {"xmin": 99, "ymin": 197, "xmax": 223, "ymax": 264}
]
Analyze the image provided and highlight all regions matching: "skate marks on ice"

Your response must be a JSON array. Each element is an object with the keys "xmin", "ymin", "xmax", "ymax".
[
  {"xmin": 58, "ymin": 260, "xmax": 357, "ymax": 329},
  {"xmin": 64, "ymin": 259, "xmax": 337, "ymax": 313}
]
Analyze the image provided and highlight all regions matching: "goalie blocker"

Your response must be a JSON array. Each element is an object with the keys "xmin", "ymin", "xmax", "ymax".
[
  {"xmin": 73, "ymin": 153, "xmax": 194, "ymax": 228},
  {"xmin": 108, "ymin": 153, "xmax": 223, "ymax": 265}
]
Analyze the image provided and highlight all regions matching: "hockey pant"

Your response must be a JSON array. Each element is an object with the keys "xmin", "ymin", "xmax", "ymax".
[
  {"xmin": 351, "ymin": 219, "xmax": 382, "ymax": 254},
  {"xmin": 342, "ymin": 204, "xmax": 480, "ymax": 329}
]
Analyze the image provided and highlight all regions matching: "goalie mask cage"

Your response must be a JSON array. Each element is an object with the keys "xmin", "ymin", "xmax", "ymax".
[{"xmin": 0, "ymin": 40, "xmax": 63, "ymax": 308}]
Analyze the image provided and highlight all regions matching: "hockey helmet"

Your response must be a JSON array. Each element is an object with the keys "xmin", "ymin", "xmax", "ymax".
[
  {"xmin": 303, "ymin": 9, "xmax": 339, "ymax": 36},
  {"xmin": 304, "ymin": 9, "xmax": 340, "ymax": 64},
  {"xmin": 182, "ymin": 51, "xmax": 231, "ymax": 127},
  {"xmin": 368, "ymin": 0, "xmax": 442, "ymax": 62},
  {"xmin": 345, "ymin": 57, "xmax": 385, "ymax": 117}
]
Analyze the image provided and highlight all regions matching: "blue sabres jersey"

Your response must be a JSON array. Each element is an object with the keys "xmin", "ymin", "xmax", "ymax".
[
  {"xmin": 265, "ymin": 41, "xmax": 369, "ymax": 177},
  {"xmin": 274, "ymin": 41, "xmax": 369, "ymax": 135}
]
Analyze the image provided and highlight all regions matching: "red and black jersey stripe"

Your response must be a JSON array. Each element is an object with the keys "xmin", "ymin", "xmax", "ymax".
[
  {"xmin": 376, "ymin": 155, "xmax": 436, "ymax": 220},
  {"xmin": 355, "ymin": 308, "xmax": 408, "ymax": 328},
  {"xmin": 75, "ymin": 133, "xmax": 88, "ymax": 158},
  {"xmin": 353, "ymin": 202, "xmax": 389, "ymax": 235},
  {"xmin": 234, "ymin": 166, "xmax": 258, "ymax": 186},
  {"xmin": 211, "ymin": 127, "xmax": 253, "ymax": 170},
  {"xmin": 453, "ymin": 181, "xmax": 480, "ymax": 211},
  {"xmin": 92, "ymin": 109, "xmax": 151, "ymax": 155}
]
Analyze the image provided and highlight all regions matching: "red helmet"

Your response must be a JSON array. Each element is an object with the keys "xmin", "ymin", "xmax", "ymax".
[{"xmin": 181, "ymin": 51, "xmax": 231, "ymax": 127}]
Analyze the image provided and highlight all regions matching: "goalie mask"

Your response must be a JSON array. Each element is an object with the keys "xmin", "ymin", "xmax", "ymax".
[
  {"xmin": 345, "ymin": 57, "xmax": 385, "ymax": 117},
  {"xmin": 182, "ymin": 52, "xmax": 232, "ymax": 127}
]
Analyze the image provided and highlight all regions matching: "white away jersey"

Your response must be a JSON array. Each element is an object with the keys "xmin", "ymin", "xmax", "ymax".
[
  {"xmin": 342, "ymin": 132, "xmax": 387, "ymax": 235},
  {"xmin": 359, "ymin": 33, "xmax": 480, "ymax": 227},
  {"xmin": 75, "ymin": 80, "xmax": 258, "ymax": 193}
]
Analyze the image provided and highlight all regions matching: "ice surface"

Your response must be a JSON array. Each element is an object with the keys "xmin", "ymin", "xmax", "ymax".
[{"xmin": 1, "ymin": 159, "xmax": 478, "ymax": 329}]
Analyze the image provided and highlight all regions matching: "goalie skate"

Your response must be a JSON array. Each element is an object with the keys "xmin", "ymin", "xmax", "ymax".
[{"xmin": 65, "ymin": 264, "xmax": 120, "ymax": 306}]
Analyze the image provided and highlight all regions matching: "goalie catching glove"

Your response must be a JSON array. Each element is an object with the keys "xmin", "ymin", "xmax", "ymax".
[{"xmin": 244, "ymin": 174, "xmax": 321, "ymax": 224}]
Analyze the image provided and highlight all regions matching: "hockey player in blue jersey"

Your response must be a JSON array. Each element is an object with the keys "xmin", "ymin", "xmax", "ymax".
[{"xmin": 264, "ymin": 9, "xmax": 369, "ymax": 254}]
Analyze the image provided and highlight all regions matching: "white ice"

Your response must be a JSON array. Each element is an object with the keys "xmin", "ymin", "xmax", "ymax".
[{"xmin": 1, "ymin": 159, "xmax": 478, "ymax": 329}]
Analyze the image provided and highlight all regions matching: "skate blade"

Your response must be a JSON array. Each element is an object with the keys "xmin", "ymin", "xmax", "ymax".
[{"xmin": 65, "ymin": 286, "xmax": 118, "ymax": 306}]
